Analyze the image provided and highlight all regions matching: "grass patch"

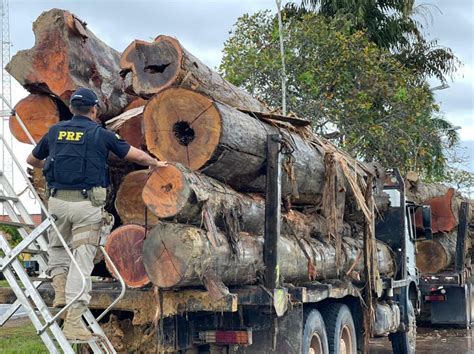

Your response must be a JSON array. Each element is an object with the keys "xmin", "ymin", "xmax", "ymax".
[
  {"xmin": 0, "ymin": 280, "xmax": 9, "ymax": 287},
  {"xmin": 0, "ymin": 320, "xmax": 47, "ymax": 353}
]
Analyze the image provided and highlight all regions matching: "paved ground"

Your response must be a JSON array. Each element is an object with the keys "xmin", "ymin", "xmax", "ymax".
[
  {"xmin": 3, "ymin": 304, "xmax": 474, "ymax": 353},
  {"xmin": 370, "ymin": 327, "xmax": 474, "ymax": 353}
]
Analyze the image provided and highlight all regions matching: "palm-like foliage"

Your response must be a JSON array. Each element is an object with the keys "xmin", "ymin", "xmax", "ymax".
[{"xmin": 297, "ymin": 0, "xmax": 457, "ymax": 83}]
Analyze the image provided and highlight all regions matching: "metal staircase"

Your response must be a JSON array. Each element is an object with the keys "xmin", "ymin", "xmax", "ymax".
[{"xmin": 0, "ymin": 95, "xmax": 125, "ymax": 353}]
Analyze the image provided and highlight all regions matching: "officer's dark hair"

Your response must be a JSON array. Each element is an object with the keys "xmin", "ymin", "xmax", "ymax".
[{"xmin": 70, "ymin": 105, "xmax": 94, "ymax": 115}]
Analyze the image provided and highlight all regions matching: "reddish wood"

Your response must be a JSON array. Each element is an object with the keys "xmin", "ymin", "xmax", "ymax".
[
  {"xmin": 105, "ymin": 224, "xmax": 149, "ymax": 288},
  {"xmin": 10, "ymin": 94, "xmax": 61, "ymax": 144},
  {"xmin": 414, "ymin": 188, "xmax": 457, "ymax": 233},
  {"xmin": 107, "ymin": 107, "xmax": 145, "ymax": 149},
  {"xmin": 115, "ymin": 170, "xmax": 160, "ymax": 226},
  {"xmin": 7, "ymin": 9, "xmax": 131, "ymax": 120}
]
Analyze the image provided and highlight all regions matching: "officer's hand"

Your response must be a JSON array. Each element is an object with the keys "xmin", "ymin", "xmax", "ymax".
[{"xmin": 151, "ymin": 160, "xmax": 169, "ymax": 168}]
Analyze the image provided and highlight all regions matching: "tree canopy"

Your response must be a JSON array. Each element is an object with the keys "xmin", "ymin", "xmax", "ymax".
[
  {"xmin": 297, "ymin": 0, "xmax": 458, "ymax": 84},
  {"xmin": 219, "ymin": 11, "xmax": 459, "ymax": 178}
]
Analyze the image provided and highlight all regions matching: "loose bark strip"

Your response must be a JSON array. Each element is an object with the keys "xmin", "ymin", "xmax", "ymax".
[
  {"xmin": 142, "ymin": 223, "xmax": 395, "ymax": 288},
  {"xmin": 10, "ymin": 94, "xmax": 62, "ymax": 144},
  {"xmin": 115, "ymin": 170, "xmax": 160, "ymax": 226},
  {"xmin": 7, "ymin": 9, "xmax": 130, "ymax": 119},
  {"xmin": 143, "ymin": 87, "xmax": 329, "ymax": 204},
  {"xmin": 105, "ymin": 224, "xmax": 149, "ymax": 288},
  {"xmin": 107, "ymin": 106, "xmax": 145, "ymax": 149},
  {"xmin": 120, "ymin": 36, "xmax": 268, "ymax": 112}
]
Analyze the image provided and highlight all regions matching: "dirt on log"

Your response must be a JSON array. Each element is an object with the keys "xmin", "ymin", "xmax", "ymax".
[
  {"xmin": 10, "ymin": 94, "xmax": 65, "ymax": 144},
  {"xmin": 6, "ymin": 8, "xmax": 130, "ymax": 120},
  {"xmin": 142, "ymin": 222, "xmax": 395, "ymax": 288},
  {"xmin": 120, "ymin": 35, "xmax": 268, "ymax": 113},
  {"xmin": 104, "ymin": 224, "xmax": 149, "ymax": 288},
  {"xmin": 115, "ymin": 170, "xmax": 160, "ymax": 226}
]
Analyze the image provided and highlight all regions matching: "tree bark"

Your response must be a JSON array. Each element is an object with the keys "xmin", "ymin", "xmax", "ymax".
[
  {"xmin": 120, "ymin": 36, "xmax": 268, "ymax": 113},
  {"xmin": 143, "ymin": 87, "xmax": 330, "ymax": 205},
  {"xmin": 142, "ymin": 163, "xmax": 351, "ymax": 237},
  {"xmin": 104, "ymin": 224, "xmax": 149, "ymax": 288},
  {"xmin": 10, "ymin": 94, "xmax": 64, "ymax": 144},
  {"xmin": 6, "ymin": 9, "xmax": 131, "ymax": 120},
  {"xmin": 115, "ymin": 170, "xmax": 160, "ymax": 226},
  {"xmin": 142, "ymin": 223, "xmax": 396, "ymax": 288}
]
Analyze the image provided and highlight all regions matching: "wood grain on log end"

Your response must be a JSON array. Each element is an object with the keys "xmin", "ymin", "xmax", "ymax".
[
  {"xmin": 10, "ymin": 94, "xmax": 61, "ymax": 144},
  {"xmin": 142, "ymin": 223, "xmax": 196, "ymax": 288},
  {"xmin": 142, "ymin": 165, "xmax": 188, "ymax": 219},
  {"xmin": 104, "ymin": 224, "xmax": 149, "ymax": 288},
  {"xmin": 124, "ymin": 98, "xmax": 148, "ymax": 111},
  {"xmin": 143, "ymin": 87, "xmax": 221, "ymax": 170},
  {"xmin": 120, "ymin": 36, "xmax": 182, "ymax": 98},
  {"xmin": 115, "ymin": 170, "xmax": 160, "ymax": 225},
  {"xmin": 416, "ymin": 240, "xmax": 449, "ymax": 274}
]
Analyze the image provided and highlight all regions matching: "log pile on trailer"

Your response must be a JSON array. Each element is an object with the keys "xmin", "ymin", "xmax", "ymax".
[{"xmin": 8, "ymin": 9, "xmax": 397, "ymax": 300}]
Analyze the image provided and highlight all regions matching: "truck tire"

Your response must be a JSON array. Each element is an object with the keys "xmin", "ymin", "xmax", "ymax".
[
  {"xmin": 321, "ymin": 303, "xmax": 357, "ymax": 354},
  {"xmin": 390, "ymin": 301, "xmax": 416, "ymax": 354},
  {"xmin": 303, "ymin": 309, "xmax": 329, "ymax": 354}
]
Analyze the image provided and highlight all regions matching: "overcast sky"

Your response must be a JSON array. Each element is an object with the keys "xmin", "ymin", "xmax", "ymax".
[{"xmin": 2, "ymin": 0, "xmax": 473, "ymax": 197}]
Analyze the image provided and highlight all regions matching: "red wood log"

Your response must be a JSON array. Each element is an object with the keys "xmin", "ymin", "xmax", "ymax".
[
  {"xmin": 7, "ymin": 9, "xmax": 131, "ymax": 120},
  {"xmin": 120, "ymin": 35, "xmax": 268, "ymax": 112},
  {"xmin": 10, "ymin": 94, "xmax": 62, "ymax": 144},
  {"xmin": 104, "ymin": 224, "xmax": 149, "ymax": 288},
  {"xmin": 115, "ymin": 170, "xmax": 160, "ymax": 226}
]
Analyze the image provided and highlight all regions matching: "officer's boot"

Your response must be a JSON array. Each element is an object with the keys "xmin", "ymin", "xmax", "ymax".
[
  {"xmin": 63, "ymin": 304, "xmax": 93, "ymax": 341},
  {"xmin": 51, "ymin": 273, "xmax": 66, "ymax": 308}
]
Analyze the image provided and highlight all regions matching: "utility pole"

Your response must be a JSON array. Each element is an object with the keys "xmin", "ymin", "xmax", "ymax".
[
  {"xmin": 0, "ymin": 0, "xmax": 12, "ymax": 215},
  {"xmin": 275, "ymin": 0, "xmax": 287, "ymax": 115}
]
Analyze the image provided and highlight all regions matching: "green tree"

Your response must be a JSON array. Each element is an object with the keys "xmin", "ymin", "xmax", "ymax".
[{"xmin": 219, "ymin": 11, "xmax": 459, "ymax": 178}]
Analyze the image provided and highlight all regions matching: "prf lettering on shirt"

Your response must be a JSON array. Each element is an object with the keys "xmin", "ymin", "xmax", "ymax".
[{"xmin": 57, "ymin": 131, "xmax": 84, "ymax": 142}]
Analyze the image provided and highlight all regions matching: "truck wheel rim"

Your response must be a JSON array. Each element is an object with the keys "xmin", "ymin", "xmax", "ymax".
[
  {"xmin": 309, "ymin": 331, "xmax": 323, "ymax": 354},
  {"xmin": 340, "ymin": 325, "xmax": 354, "ymax": 354}
]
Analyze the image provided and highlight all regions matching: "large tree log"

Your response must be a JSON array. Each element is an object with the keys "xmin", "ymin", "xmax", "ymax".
[
  {"xmin": 10, "ymin": 94, "xmax": 65, "ymax": 144},
  {"xmin": 143, "ymin": 87, "xmax": 330, "ymax": 204},
  {"xmin": 105, "ymin": 224, "xmax": 149, "ymax": 288},
  {"xmin": 142, "ymin": 164, "xmax": 350, "ymax": 237},
  {"xmin": 107, "ymin": 106, "xmax": 145, "ymax": 149},
  {"xmin": 7, "ymin": 9, "xmax": 130, "ymax": 120},
  {"xmin": 142, "ymin": 223, "xmax": 396, "ymax": 288},
  {"xmin": 120, "ymin": 36, "xmax": 268, "ymax": 112},
  {"xmin": 415, "ymin": 232, "xmax": 469, "ymax": 274},
  {"xmin": 115, "ymin": 170, "xmax": 160, "ymax": 226}
]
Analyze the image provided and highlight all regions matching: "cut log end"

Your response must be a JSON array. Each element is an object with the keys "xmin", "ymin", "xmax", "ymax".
[
  {"xmin": 115, "ymin": 170, "xmax": 160, "ymax": 225},
  {"xmin": 120, "ymin": 36, "xmax": 182, "ymax": 97},
  {"xmin": 142, "ymin": 223, "xmax": 197, "ymax": 288},
  {"xmin": 142, "ymin": 165, "xmax": 187, "ymax": 219},
  {"xmin": 416, "ymin": 240, "xmax": 449, "ymax": 274},
  {"xmin": 10, "ymin": 94, "xmax": 61, "ymax": 144},
  {"xmin": 143, "ymin": 87, "xmax": 221, "ymax": 170},
  {"xmin": 104, "ymin": 224, "xmax": 149, "ymax": 288}
]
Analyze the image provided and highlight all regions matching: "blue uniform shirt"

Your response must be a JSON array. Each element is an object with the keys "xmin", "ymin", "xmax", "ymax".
[{"xmin": 32, "ymin": 115, "xmax": 131, "ymax": 189}]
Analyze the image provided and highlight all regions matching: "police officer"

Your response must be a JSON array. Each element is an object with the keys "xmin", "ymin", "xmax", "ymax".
[{"xmin": 26, "ymin": 87, "xmax": 167, "ymax": 341}]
